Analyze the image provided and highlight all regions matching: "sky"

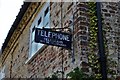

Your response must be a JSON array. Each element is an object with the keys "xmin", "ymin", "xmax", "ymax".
[{"xmin": 0, "ymin": 0, "xmax": 24, "ymax": 49}]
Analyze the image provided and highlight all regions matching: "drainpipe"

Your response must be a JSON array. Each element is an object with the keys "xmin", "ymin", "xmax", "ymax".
[{"xmin": 96, "ymin": 2, "xmax": 107, "ymax": 80}]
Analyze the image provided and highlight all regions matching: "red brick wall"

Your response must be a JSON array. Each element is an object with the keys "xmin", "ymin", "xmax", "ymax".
[{"xmin": 27, "ymin": 2, "xmax": 90, "ymax": 78}]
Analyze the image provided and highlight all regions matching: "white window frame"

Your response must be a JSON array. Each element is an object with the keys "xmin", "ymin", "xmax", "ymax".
[{"xmin": 29, "ymin": 2, "xmax": 50, "ymax": 59}]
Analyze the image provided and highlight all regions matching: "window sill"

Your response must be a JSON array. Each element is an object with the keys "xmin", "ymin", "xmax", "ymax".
[{"xmin": 25, "ymin": 45, "xmax": 47, "ymax": 64}]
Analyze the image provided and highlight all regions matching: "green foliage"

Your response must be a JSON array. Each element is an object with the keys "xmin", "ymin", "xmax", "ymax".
[
  {"xmin": 87, "ymin": 2, "xmax": 102, "ymax": 79},
  {"xmin": 67, "ymin": 67, "xmax": 95, "ymax": 80},
  {"xmin": 87, "ymin": 2, "xmax": 117, "ymax": 79},
  {"xmin": 45, "ymin": 74, "xmax": 58, "ymax": 80},
  {"xmin": 67, "ymin": 67, "xmax": 84, "ymax": 80}
]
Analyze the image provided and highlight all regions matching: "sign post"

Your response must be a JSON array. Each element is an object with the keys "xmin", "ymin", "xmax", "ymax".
[{"xmin": 35, "ymin": 28, "xmax": 72, "ymax": 50}]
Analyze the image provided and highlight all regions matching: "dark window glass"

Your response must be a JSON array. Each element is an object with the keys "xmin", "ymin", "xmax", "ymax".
[
  {"xmin": 44, "ymin": 7, "xmax": 49, "ymax": 17},
  {"xmin": 32, "ymin": 26, "xmax": 35, "ymax": 32},
  {"xmin": 38, "ymin": 17, "xmax": 42, "ymax": 25}
]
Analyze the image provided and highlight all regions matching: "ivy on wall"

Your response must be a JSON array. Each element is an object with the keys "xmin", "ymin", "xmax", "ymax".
[
  {"xmin": 87, "ymin": 2, "xmax": 117, "ymax": 80},
  {"xmin": 67, "ymin": 67, "xmax": 95, "ymax": 80},
  {"xmin": 87, "ymin": 2, "xmax": 102, "ymax": 79},
  {"xmin": 45, "ymin": 2, "xmax": 118, "ymax": 80},
  {"xmin": 45, "ymin": 74, "xmax": 58, "ymax": 80}
]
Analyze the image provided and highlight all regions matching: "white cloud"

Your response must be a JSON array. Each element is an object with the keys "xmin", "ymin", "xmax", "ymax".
[{"xmin": 0, "ymin": 0, "xmax": 24, "ymax": 49}]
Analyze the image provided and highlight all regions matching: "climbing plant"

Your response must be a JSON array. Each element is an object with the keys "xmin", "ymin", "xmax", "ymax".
[
  {"xmin": 67, "ymin": 67, "xmax": 84, "ymax": 80},
  {"xmin": 45, "ymin": 73, "xmax": 59, "ymax": 80},
  {"xmin": 87, "ymin": 2, "xmax": 102, "ymax": 79},
  {"xmin": 67, "ymin": 67, "xmax": 95, "ymax": 80},
  {"xmin": 87, "ymin": 2, "xmax": 117, "ymax": 80}
]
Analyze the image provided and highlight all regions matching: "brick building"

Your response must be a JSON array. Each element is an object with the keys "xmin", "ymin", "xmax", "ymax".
[{"xmin": 0, "ymin": 1, "xmax": 120, "ymax": 79}]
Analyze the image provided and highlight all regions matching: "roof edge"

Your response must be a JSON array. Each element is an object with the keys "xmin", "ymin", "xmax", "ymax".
[{"xmin": 1, "ymin": 2, "xmax": 31, "ymax": 53}]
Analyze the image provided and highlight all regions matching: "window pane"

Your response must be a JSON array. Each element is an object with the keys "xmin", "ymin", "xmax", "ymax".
[
  {"xmin": 44, "ymin": 11, "xmax": 50, "ymax": 27},
  {"xmin": 29, "ymin": 2, "xmax": 50, "ymax": 58},
  {"xmin": 31, "ymin": 42, "xmax": 37, "ymax": 55},
  {"xmin": 32, "ymin": 26, "xmax": 35, "ymax": 32},
  {"xmin": 38, "ymin": 17, "xmax": 42, "ymax": 25},
  {"xmin": 44, "ymin": 7, "xmax": 49, "ymax": 17},
  {"xmin": 38, "ymin": 20, "xmax": 43, "ymax": 28},
  {"xmin": 37, "ymin": 43, "xmax": 44, "ymax": 49},
  {"xmin": 32, "ymin": 31, "xmax": 35, "ymax": 41},
  {"xmin": 45, "ymin": 22, "xmax": 49, "ymax": 28}
]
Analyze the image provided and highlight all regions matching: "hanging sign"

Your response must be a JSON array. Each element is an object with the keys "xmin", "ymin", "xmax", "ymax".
[{"xmin": 35, "ymin": 28, "xmax": 72, "ymax": 49}]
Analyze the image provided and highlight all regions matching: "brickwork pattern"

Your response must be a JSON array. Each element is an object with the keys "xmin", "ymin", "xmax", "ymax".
[
  {"xmin": 27, "ymin": 2, "xmax": 90, "ymax": 78},
  {"xmin": 1, "ymin": 2, "xmax": 120, "ymax": 79},
  {"xmin": 101, "ymin": 2, "xmax": 120, "ymax": 78}
]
